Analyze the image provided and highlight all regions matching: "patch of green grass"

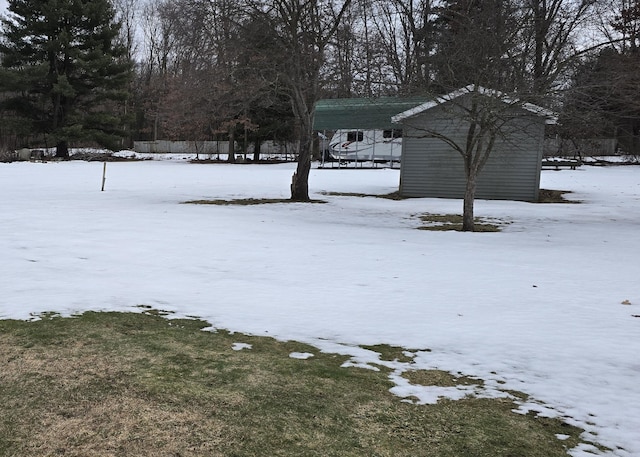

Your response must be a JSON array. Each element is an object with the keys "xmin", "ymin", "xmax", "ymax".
[
  {"xmin": 184, "ymin": 198, "xmax": 326, "ymax": 205},
  {"xmin": 0, "ymin": 311, "xmax": 597, "ymax": 456},
  {"xmin": 417, "ymin": 213, "xmax": 508, "ymax": 232},
  {"xmin": 135, "ymin": 304, "xmax": 175, "ymax": 316}
]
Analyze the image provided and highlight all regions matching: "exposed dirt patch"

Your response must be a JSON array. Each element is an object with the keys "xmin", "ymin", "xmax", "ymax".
[
  {"xmin": 416, "ymin": 213, "xmax": 508, "ymax": 232},
  {"xmin": 184, "ymin": 198, "xmax": 327, "ymax": 205},
  {"xmin": 537, "ymin": 189, "xmax": 580, "ymax": 203}
]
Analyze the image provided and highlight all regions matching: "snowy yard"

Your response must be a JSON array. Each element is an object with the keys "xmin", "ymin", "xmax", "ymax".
[{"xmin": 0, "ymin": 159, "xmax": 639, "ymax": 456}]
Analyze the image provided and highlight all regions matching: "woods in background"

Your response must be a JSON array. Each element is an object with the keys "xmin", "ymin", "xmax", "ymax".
[{"xmin": 1, "ymin": 0, "xmax": 639, "ymax": 159}]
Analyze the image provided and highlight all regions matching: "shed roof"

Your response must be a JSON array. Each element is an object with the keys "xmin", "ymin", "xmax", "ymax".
[
  {"xmin": 392, "ymin": 85, "xmax": 557, "ymax": 124},
  {"xmin": 313, "ymin": 97, "xmax": 429, "ymax": 131}
]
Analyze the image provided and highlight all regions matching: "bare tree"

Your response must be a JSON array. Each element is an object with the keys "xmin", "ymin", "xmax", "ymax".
[
  {"xmin": 610, "ymin": 0, "xmax": 640, "ymax": 51},
  {"xmin": 135, "ymin": 0, "xmax": 251, "ymax": 148},
  {"xmin": 403, "ymin": 0, "xmax": 544, "ymax": 231},
  {"xmin": 113, "ymin": 0, "xmax": 141, "ymax": 63},
  {"xmin": 324, "ymin": 0, "xmax": 430, "ymax": 97},
  {"xmin": 373, "ymin": 0, "xmax": 437, "ymax": 94},
  {"xmin": 252, "ymin": 0, "xmax": 352, "ymax": 201},
  {"xmin": 560, "ymin": 39, "xmax": 640, "ymax": 155},
  {"xmin": 521, "ymin": 0, "xmax": 600, "ymax": 96},
  {"xmin": 556, "ymin": 0, "xmax": 640, "ymax": 157},
  {"xmin": 593, "ymin": 0, "xmax": 640, "ymax": 53},
  {"xmin": 397, "ymin": 86, "xmax": 553, "ymax": 231}
]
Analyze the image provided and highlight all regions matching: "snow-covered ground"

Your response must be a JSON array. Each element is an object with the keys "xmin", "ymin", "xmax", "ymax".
[{"xmin": 1, "ymin": 159, "xmax": 638, "ymax": 456}]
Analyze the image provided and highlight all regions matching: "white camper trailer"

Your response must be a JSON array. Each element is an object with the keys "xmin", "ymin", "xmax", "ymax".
[{"xmin": 327, "ymin": 129, "xmax": 402, "ymax": 162}]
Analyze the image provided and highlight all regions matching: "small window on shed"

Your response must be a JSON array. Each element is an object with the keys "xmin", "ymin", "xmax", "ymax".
[
  {"xmin": 383, "ymin": 129, "xmax": 403, "ymax": 139},
  {"xmin": 347, "ymin": 131, "xmax": 363, "ymax": 142}
]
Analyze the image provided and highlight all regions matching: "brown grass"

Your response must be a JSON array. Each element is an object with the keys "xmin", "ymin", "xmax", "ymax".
[
  {"xmin": 416, "ymin": 213, "xmax": 507, "ymax": 232},
  {"xmin": 402, "ymin": 369, "xmax": 484, "ymax": 388},
  {"xmin": 0, "ymin": 312, "xmax": 599, "ymax": 456},
  {"xmin": 184, "ymin": 198, "xmax": 326, "ymax": 205},
  {"xmin": 537, "ymin": 189, "xmax": 579, "ymax": 203},
  {"xmin": 320, "ymin": 191, "xmax": 408, "ymax": 200}
]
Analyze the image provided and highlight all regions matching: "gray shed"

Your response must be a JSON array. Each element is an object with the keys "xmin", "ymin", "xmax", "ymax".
[{"xmin": 392, "ymin": 86, "xmax": 556, "ymax": 202}]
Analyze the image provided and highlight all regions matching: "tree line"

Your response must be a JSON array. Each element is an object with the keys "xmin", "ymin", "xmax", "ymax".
[{"xmin": 1, "ymin": 0, "xmax": 639, "ymax": 197}]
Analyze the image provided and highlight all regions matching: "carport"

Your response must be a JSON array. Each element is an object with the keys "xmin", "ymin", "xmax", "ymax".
[{"xmin": 313, "ymin": 97, "xmax": 428, "ymax": 167}]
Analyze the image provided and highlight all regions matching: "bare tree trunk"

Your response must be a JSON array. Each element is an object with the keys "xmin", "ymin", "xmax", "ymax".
[
  {"xmin": 253, "ymin": 139, "xmax": 261, "ymax": 162},
  {"xmin": 462, "ymin": 173, "xmax": 476, "ymax": 231},
  {"xmin": 291, "ymin": 127, "xmax": 312, "ymax": 201},
  {"xmin": 227, "ymin": 126, "xmax": 236, "ymax": 163},
  {"xmin": 262, "ymin": 0, "xmax": 351, "ymax": 201},
  {"xmin": 153, "ymin": 112, "xmax": 159, "ymax": 141},
  {"xmin": 289, "ymin": 81, "xmax": 314, "ymax": 201}
]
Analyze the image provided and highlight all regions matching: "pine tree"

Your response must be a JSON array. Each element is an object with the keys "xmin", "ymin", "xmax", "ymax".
[{"xmin": 0, "ymin": 0, "xmax": 131, "ymax": 157}]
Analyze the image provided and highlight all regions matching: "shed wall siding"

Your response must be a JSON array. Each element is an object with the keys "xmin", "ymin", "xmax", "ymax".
[{"xmin": 399, "ymin": 108, "xmax": 544, "ymax": 201}]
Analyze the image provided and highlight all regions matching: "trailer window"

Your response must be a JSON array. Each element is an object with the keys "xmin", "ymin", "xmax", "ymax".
[
  {"xmin": 383, "ymin": 129, "xmax": 402, "ymax": 139},
  {"xmin": 347, "ymin": 131, "xmax": 363, "ymax": 142}
]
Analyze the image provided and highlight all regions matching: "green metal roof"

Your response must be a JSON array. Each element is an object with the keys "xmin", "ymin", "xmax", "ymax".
[{"xmin": 313, "ymin": 97, "xmax": 429, "ymax": 131}]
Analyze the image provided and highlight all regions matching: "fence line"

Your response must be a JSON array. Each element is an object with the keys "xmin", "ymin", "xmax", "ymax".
[{"xmin": 133, "ymin": 140, "xmax": 299, "ymax": 158}]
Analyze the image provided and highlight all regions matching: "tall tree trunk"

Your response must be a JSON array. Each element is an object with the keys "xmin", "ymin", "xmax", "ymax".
[
  {"xmin": 290, "ymin": 88, "xmax": 314, "ymax": 201},
  {"xmin": 267, "ymin": 0, "xmax": 352, "ymax": 201},
  {"xmin": 462, "ymin": 172, "xmax": 476, "ymax": 231},
  {"xmin": 291, "ymin": 127, "xmax": 312, "ymax": 201},
  {"xmin": 227, "ymin": 126, "xmax": 236, "ymax": 163},
  {"xmin": 253, "ymin": 139, "xmax": 261, "ymax": 162},
  {"xmin": 532, "ymin": 0, "xmax": 547, "ymax": 94}
]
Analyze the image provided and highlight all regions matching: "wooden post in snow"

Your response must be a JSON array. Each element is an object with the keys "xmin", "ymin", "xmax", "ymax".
[{"xmin": 101, "ymin": 162, "xmax": 107, "ymax": 191}]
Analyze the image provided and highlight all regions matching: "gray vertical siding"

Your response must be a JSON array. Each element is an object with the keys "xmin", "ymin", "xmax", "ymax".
[{"xmin": 399, "ymin": 103, "xmax": 545, "ymax": 202}]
